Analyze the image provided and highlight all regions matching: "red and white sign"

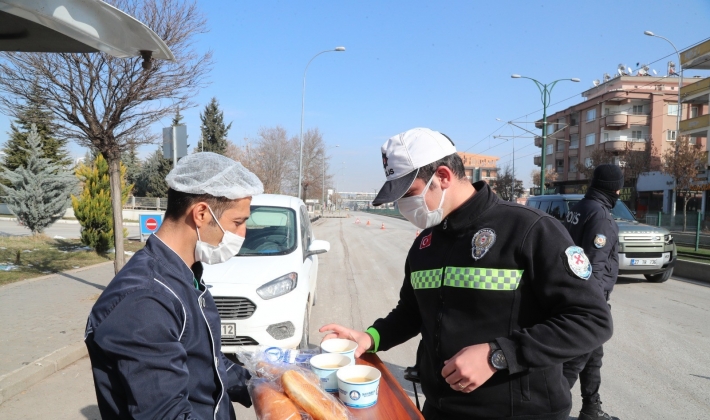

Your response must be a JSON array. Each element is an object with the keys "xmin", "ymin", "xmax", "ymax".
[{"xmin": 145, "ymin": 218, "xmax": 158, "ymax": 231}]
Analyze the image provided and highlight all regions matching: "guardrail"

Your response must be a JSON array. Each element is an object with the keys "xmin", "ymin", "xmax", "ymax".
[
  {"xmin": 124, "ymin": 196, "xmax": 167, "ymax": 210},
  {"xmin": 644, "ymin": 211, "xmax": 709, "ymax": 251}
]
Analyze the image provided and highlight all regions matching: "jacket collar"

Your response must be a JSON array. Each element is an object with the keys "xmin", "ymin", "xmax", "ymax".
[
  {"xmin": 145, "ymin": 234, "xmax": 200, "ymax": 285},
  {"xmin": 436, "ymin": 181, "xmax": 498, "ymax": 234},
  {"xmin": 584, "ymin": 187, "xmax": 616, "ymax": 210}
]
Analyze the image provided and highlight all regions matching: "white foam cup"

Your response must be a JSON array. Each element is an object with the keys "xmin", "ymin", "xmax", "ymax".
[
  {"xmin": 320, "ymin": 338, "xmax": 358, "ymax": 365},
  {"xmin": 336, "ymin": 365, "xmax": 381, "ymax": 408},
  {"xmin": 309, "ymin": 353, "xmax": 351, "ymax": 393}
]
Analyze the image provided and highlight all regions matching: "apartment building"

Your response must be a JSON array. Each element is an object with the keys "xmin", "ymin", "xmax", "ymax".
[
  {"xmin": 534, "ymin": 72, "xmax": 706, "ymax": 214},
  {"xmin": 458, "ymin": 152, "xmax": 499, "ymax": 183}
]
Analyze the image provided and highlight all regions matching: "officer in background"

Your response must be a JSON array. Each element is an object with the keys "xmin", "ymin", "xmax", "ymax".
[
  {"xmin": 321, "ymin": 128, "xmax": 613, "ymax": 420},
  {"xmin": 563, "ymin": 164, "xmax": 623, "ymax": 420}
]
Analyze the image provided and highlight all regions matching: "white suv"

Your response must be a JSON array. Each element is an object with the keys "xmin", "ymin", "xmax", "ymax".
[{"xmin": 203, "ymin": 194, "xmax": 329, "ymax": 353}]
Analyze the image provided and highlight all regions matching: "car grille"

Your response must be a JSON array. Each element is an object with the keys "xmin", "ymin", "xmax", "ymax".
[
  {"xmin": 221, "ymin": 336, "xmax": 259, "ymax": 346},
  {"xmin": 624, "ymin": 235, "xmax": 661, "ymax": 241},
  {"xmin": 213, "ymin": 297, "xmax": 257, "ymax": 320}
]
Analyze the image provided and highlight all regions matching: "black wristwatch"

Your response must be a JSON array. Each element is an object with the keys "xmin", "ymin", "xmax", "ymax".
[{"xmin": 488, "ymin": 341, "xmax": 508, "ymax": 371}]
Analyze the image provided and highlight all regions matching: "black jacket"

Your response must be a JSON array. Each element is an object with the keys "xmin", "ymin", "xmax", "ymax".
[
  {"xmin": 370, "ymin": 182, "xmax": 613, "ymax": 420},
  {"xmin": 563, "ymin": 188, "xmax": 619, "ymax": 296},
  {"xmin": 85, "ymin": 235, "xmax": 251, "ymax": 420}
]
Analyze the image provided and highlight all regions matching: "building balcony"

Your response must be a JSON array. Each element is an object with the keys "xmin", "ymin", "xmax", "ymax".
[
  {"xmin": 535, "ymin": 120, "xmax": 544, "ymax": 129},
  {"xmin": 569, "ymin": 125, "xmax": 579, "ymax": 135},
  {"xmin": 603, "ymin": 139, "xmax": 647, "ymax": 152},
  {"xmin": 680, "ymin": 113, "xmax": 710, "ymax": 137},
  {"xmin": 681, "ymin": 76, "xmax": 710, "ymax": 104},
  {"xmin": 627, "ymin": 114, "xmax": 650, "ymax": 126},
  {"xmin": 605, "ymin": 114, "xmax": 628, "ymax": 127},
  {"xmin": 568, "ymin": 148, "xmax": 579, "ymax": 157},
  {"xmin": 534, "ymin": 136, "xmax": 542, "ymax": 147},
  {"xmin": 534, "ymin": 155, "xmax": 541, "ymax": 166}
]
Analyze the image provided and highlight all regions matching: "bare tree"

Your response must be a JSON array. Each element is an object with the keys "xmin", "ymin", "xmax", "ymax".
[
  {"xmin": 530, "ymin": 168, "xmax": 558, "ymax": 190},
  {"xmin": 224, "ymin": 140, "xmax": 245, "ymax": 163},
  {"xmin": 0, "ymin": 0, "xmax": 212, "ymax": 273},
  {"xmin": 576, "ymin": 148, "xmax": 615, "ymax": 179},
  {"xmin": 299, "ymin": 128, "xmax": 330, "ymax": 202},
  {"xmin": 243, "ymin": 126, "xmax": 295, "ymax": 194},
  {"xmin": 492, "ymin": 165, "xmax": 524, "ymax": 201},
  {"xmin": 661, "ymin": 136, "xmax": 709, "ymax": 230},
  {"xmin": 620, "ymin": 142, "xmax": 653, "ymax": 183}
]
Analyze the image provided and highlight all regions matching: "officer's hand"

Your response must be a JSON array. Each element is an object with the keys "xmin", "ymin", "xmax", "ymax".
[
  {"xmin": 441, "ymin": 343, "xmax": 496, "ymax": 393},
  {"xmin": 318, "ymin": 324, "xmax": 373, "ymax": 358}
]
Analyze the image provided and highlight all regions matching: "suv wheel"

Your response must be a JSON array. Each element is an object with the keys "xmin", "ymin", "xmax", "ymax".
[
  {"xmin": 644, "ymin": 268, "xmax": 673, "ymax": 283},
  {"xmin": 298, "ymin": 304, "xmax": 310, "ymax": 349}
]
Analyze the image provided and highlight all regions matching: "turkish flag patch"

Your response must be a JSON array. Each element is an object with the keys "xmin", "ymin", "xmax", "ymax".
[{"xmin": 419, "ymin": 233, "xmax": 432, "ymax": 249}]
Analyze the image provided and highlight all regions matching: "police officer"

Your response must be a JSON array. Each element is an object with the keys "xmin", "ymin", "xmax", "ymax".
[
  {"xmin": 320, "ymin": 128, "xmax": 613, "ymax": 420},
  {"xmin": 85, "ymin": 153, "xmax": 261, "ymax": 419},
  {"xmin": 563, "ymin": 164, "xmax": 623, "ymax": 420}
]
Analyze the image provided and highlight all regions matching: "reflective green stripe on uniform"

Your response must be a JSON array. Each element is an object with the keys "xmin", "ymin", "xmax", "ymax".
[
  {"xmin": 410, "ymin": 269, "xmax": 443, "ymax": 289},
  {"xmin": 444, "ymin": 267, "xmax": 523, "ymax": 290}
]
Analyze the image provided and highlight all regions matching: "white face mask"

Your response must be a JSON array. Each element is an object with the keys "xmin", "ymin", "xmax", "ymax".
[
  {"xmin": 194, "ymin": 206, "xmax": 245, "ymax": 265},
  {"xmin": 397, "ymin": 175, "xmax": 447, "ymax": 229}
]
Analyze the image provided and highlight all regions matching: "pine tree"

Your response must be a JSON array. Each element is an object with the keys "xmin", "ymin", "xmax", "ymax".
[
  {"xmin": 197, "ymin": 98, "xmax": 231, "ymax": 154},
  {"xmin": 0, "ymin": 125, "xmax": 76, "ymax": 235},
  {"xmin": 1, "ymin": 83, "xmax": 71, "ymax": 173},
  {"xmin": 121, "ymin": 143, "xmax": 142, "ymax": 188},
  {"xmin": 72, "ymin": 154, "xmax": 132, "ymax": 253},
  {"xmin": 134, "ymin": 149, "xmax": 170, "ymax": 197}
]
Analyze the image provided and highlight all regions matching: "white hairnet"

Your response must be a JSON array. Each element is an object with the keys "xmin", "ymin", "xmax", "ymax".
[{"xmin": 165, "ymin": 152, "xmax": 264, "ymax": 199}]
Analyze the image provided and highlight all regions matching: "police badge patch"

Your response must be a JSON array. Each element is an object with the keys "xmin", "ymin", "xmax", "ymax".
[
  {"xmin": 564, "ymin": 246, "xmax": 592, "ymax": 280},
  {"xmin": 594, "ymin": 234, "xmax": 607, "ymax": 248},
  {"xmin": 472, "ymin": 228, "xmax": 496, "ymax": 260}
]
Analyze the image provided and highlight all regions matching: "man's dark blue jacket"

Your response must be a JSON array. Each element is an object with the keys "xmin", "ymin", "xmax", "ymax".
[{"xmin": 85, "ymin": 235, "xmax": 251, "ymax": 419}]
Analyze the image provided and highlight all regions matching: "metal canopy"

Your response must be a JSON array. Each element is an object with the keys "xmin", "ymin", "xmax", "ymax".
[
  {"xmin": 0, "ymin": 0, "xmax": 173, "ymax": 60},
  {"xmin": 681, "ymin": 38, "xmax": 710, "ymax": 70}
]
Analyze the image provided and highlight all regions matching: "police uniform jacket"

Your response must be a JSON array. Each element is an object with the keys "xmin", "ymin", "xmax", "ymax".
[
  {"xmin": 85, "ymin": 235, "xmax": 251, "ymax": 420},
  {"xmin": 370, "ymin": 182, "xmax": 613, "ymax": 420},
  {"xmin": 563, "ymin": 187, "xmax": 619, "ymax": 296}
]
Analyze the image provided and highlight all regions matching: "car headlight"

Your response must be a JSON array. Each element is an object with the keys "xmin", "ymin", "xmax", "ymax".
[
  {"xmin": 664, "ymin": 234, "xmax": 673, "ymax": 244},
  {"xmin": 256, "ymin": 272, "xmax": 298, "ymax": 300}
]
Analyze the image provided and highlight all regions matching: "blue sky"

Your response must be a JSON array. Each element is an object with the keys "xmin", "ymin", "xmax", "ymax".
[{"xmin": 2, "ymin": 0, "xmax": 710, "ymax": 192}]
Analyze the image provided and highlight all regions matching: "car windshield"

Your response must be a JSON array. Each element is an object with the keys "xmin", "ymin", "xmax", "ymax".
[
  {"xmin": 567, "ymin": 199, "xmax": 635, "ymax": 221},
  {"xmin": 236, "ymin": 206, "xmax": 297, "ymax": 256}
]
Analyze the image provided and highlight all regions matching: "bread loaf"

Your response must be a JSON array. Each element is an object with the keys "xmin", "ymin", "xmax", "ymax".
[
  {"xmin": 252, "ymin": 382, "xmax": 301, "ymax": 420},
  {"xmin": 282, "ymin": 370, "xmax": 349, "ymax": 420}
]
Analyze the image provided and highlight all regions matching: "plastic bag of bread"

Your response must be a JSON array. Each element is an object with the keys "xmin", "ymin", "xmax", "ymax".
[
  {"xmin": 282, "ymin": 369, "xmax": 352, "ymax": 420},
  {"xmin": 250, "ymin": 379, "xmax": 306, "ymax": 420}
]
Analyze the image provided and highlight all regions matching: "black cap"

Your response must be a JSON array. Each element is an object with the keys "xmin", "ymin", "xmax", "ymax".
[{"xmin": 591, "ymin": 164, "xmax": 624, "ymax": 192}]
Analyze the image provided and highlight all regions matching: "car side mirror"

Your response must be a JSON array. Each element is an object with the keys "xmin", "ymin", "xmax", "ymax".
[{"xmin": 307, "ymin": 239, "xmax": 330, "ymax": 256}]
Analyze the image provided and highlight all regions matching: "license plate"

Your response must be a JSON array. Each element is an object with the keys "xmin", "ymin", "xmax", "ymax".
[
  {"xmin": 631, "ymin": 259, "xmax": 657, "ymax": 266},
  {"xmin": 221, "ymin": 323, "xmax": 236, "ymax": 337}
]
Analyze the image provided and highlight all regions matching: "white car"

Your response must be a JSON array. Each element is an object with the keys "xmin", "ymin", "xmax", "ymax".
[{"xmin": 203, "ymin": 194, "xmax": 330, "ymax": 353}]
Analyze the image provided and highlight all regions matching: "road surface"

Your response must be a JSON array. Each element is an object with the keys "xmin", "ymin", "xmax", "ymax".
[{"xmin": 1, "ymin": 212, "xmax": 709, "ymax": 419}]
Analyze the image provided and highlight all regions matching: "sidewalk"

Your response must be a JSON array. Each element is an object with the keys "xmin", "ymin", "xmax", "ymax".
[{"xmin": 0, "ymin": 262, "xmax": 116, "ymax": 404}]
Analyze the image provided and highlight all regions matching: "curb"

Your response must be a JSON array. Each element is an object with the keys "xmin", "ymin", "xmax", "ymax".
[
  {"xmin": 0, "ymin": 341, "xmax": 87, "ymax": 406},
  {"xmin": 675, "ymin": 259, "xmax": 710, "ymax": 285}
]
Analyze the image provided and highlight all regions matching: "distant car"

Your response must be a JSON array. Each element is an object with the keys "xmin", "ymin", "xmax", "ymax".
[
  {"xmin": 525, "ymin": 194, "xmax": 676, "ymax": 283},
  {"xmin": 203, "ymin": 194, "xmax": 330, "ymax": 353}
]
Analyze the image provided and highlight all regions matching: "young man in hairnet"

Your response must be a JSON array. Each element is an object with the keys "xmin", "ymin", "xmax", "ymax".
[
  {"xmin": 85, "ymin": 152, "xmax": 263, "ymax": 419},
  {"xmin": 321, "ymin": 128, "xmax": 612, "ymax": 420}
]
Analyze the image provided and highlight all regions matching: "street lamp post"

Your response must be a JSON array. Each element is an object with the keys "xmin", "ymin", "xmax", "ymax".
[
  {"xmin": 511, "ymin": 75, "xmax": 580, "ymax": 195},
  {"xmin": 644, "ymin": 31, "xmax": 683, "ymax": 215},
  {"xmin": 298, "ymin": 47, "xmax": 345, "ymax": 200},
  {"xmin": 322, "ymin": 144, "xmax": 339, "ymax": 212}
]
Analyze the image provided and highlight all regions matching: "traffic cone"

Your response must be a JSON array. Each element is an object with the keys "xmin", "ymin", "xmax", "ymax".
[
  {"xmin": 381, "ymin": 223, "xmax": 385, "ymax": 230},
  {"xmin": 415, "ymin": 230, "xmax": 420, "ymax": 236},
  {"xmin": 366, "ymin": 220, "xmax": 370, "ymax": 226}
]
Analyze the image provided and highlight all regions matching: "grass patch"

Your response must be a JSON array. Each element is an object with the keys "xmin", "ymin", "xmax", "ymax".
[
  {"xmin": 0, "ymin": 236, "xmax": 144, "ymax": 286},
  {"xmin": 676, "ymin": 245, "xmax": 710, "ymax": 264}
]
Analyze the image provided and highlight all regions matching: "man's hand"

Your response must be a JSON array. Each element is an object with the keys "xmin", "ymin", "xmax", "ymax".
[
  {"xmin": 441, "ymin": 343, "xmax": 496, "ymax": 393},
  {"xmin": 318, "ymin": 324, "xmax": 373, "ymax": 358}
]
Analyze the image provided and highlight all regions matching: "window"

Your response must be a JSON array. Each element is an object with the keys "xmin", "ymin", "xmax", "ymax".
[
  {"xmin": 546, "ymin": 163, "xmax": 553, "ymax": 171},
  {"xmin": 556, "ymin": 159, "xmax": 564, "ymax": 173},
  {"xmin": 691, "ymin": 107, "xmax": 699, "ymax": 118},
  {"xmin": 587, "ymin": 108, "xmax": 597, "ymax": 121},
  {"xmin": 584, "ymin": 157, "xmax": 592, "ymax": 167},
  {"xmin": 632, "ymin": 130, "xmax": 643, "ymax": 140},
  {"xmin": 668, "ymin": 103, "xmax": 679, "ymax": 116},
  {"xmin": 546, "ymin": 122, "xmax": 556, "ymax": 134},
  {"xmin": 546, "ymin": 144, "xmax": 553, "ymax": 155},
  {"xmin": 603, "ymin": 132, "xmax": 609, "ymax": 142},
  {"xmin": 570, "ymin": 134, "xmax": 579, "ymax": 149},
  {"xmin": 556, "ymin": 140, "xmax": 566, "ymax": 150},
  {"xmin": 538, "ymin": 200, "xmax": 551, "ymax": 213},
  {"xmin": 585, "ymin": 133, "xmax": 596, "ymax": 146},
  {"xmin": 549, "ymin": 200, "xmax": 567, "ymax": 221},
  {"xmin": 604, "ymin": 107, "xmax": 610, "ymax": 116},
  {"xmin": 570, "ymin": 113, "xmax": 578, "ymax": 126},
  {"xmin": 569, "ymin": 157, "xmax": 578, "ymax": 172},
  {"xmin": 238, "ymin": 206, "xmax": 297, "ymax": 256},
  {"xmin": 667, "ymin": 130, "xmax": 676, "ymax": 141},
  {"xmin": 632, "ymin": 105, "xmax": 644, "ymax": 115}
]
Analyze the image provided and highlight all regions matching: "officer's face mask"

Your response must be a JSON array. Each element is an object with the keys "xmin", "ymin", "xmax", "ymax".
[
  {"xmin": 397, "ymin": 175, "xmax": 446, "ymax": 230},
  {"xmin": 194, "ymin": 206, "xmax": 245, "ymax": 265}
]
